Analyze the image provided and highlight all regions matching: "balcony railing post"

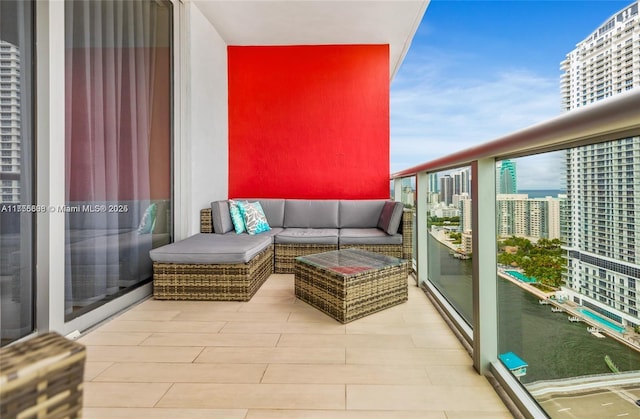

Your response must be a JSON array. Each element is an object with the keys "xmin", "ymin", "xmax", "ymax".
[
  {"xmin": 393, "ymin": 178, "xmax": 403, "ymax": 202},
  {"xmin": 416, "ymin": 171, "xmax": 429, "ymax": 286},
  {"xmin": 472, "ymin": 158, "xmax": 498, "ymax": 375}
]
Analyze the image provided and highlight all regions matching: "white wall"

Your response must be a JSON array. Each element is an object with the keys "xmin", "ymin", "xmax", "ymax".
[{"xmin": 184, "ymin": 2, "xmax": 228, "ymax": 236}]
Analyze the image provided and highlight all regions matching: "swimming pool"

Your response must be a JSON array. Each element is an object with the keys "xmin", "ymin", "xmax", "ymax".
[
  {"xmin": 577, "ymin": 308, "xmax": 626, "ymax": 333},
  {"xmin": 505, "ymin": 270, "xmax": 537, "ymax": 283}
]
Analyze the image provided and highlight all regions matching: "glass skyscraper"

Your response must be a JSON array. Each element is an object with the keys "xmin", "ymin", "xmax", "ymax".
[{"xmin": 496, "ymin": 159, "xmax": 517, "ymax": 194}]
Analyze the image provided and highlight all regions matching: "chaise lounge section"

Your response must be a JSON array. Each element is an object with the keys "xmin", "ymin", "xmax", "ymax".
[
  {"xmin": 150, "ymin": 234, "xmax": 273, "ymax": 301},
  {"xmin": 151, "ymin": 199, "xmax": 412, "ymax": 301}
]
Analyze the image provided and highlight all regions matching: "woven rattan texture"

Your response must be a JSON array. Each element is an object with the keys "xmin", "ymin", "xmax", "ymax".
[
  {"xmin": 153, "ymin": 245, "xmax": 273, "ymax": 301},
  {"xmin": 339, "ymin": 244, "xmax": 403, "ymax": 259},
  {"xmin": 294, "ymin": 254, "xmax": 408, "ymax": 323},
  {"xmin": 401, "ymin": 209, "xmax": 413, "ymax": 260},
  {"xmin": 0, "ymin": 332, "xmax": 86, "ymax": 419},
  {"xmin": 200, "ymin": 208, "xmax": 213, "ymax": 233},
  {"xmin": 274, "ymin": 243, "xmax": 338, "ymax": 274}
]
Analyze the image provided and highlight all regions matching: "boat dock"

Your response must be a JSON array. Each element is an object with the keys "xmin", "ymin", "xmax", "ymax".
[{"xmin": 588, "ymin": 327, "xmax": 606, "ymax": 338}]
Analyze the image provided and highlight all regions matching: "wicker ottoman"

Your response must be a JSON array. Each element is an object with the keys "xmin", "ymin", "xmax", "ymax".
[
  {"xmin": 150, "ymin": 234, "xmax": 274, "ymax": 301},
  {"xmin": 152, "ymin": 245, "xmax": 273, "ymax": 301},
  {"xmin": 294, "ymin": 249, "xmax": 408, "ymax": 323},
  {"xmin": 0, "ymin": 333, "xmax": 86, "ymax": 419}
]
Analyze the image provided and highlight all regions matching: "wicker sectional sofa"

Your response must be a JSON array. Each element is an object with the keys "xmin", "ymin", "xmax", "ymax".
[{"xmin": 150, "ymin": 199, "xmax": 412, "ymax": 301}]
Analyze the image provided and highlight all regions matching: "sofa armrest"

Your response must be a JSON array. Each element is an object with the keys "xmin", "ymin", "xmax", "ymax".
[
  {"xmin": 201, "ymin": 208, "xmax": 213, "ymax": 233},
  {"xmin": 401, "ymin": 209, "xmax": 414, "ymax": 261}
]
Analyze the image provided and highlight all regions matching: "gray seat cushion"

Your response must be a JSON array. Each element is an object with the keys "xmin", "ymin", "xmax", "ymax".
[
  {"xmin": 274, "ymin": 228, "xmax": 339, "ymax": 245},
  {"xmin": 149, "ymin": 233, "xmax": 271, "ymax": 264},
  {"xmin": 252, "ymin": 227, "xmax": 284, "ymax": 243},
  {"xmin": 284, "ymin": 200, "xmax": 339, "ymax": 228},
  {"xmin": 339, "ymin": 228, "xmax": 403, "ymax": 245},
  {"xmin": 339, "ymin": 200, "xmax": 386, "ymax": 228}
]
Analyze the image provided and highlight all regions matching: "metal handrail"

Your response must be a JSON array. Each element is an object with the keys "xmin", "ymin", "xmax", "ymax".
[{"xmin": 391, "ymin": 89, "xmax": 640, "ymax": 178}]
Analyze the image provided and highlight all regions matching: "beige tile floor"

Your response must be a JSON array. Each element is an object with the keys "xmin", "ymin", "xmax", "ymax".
[{"xmin": 80, "ymin": 274, "xmax": 513, "ymax": 418}]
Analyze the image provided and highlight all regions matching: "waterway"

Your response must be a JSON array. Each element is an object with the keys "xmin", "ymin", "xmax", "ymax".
[{"xmin": 427, "ymin": 235, "xmax": 640, "ymax": 384}]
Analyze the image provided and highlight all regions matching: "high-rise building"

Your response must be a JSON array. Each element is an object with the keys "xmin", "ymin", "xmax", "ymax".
[
  {"xmin": 458, "ymin": 195, "xmax": 473, "ymax": 234},
  {"xmin": 439, "ymin": 174, "xmax": 453, "ymax": 205},
  {"xmin": 452, "ymin": 167, "xmax": 471, "ymax": 196},
  {"xmin": 561, "ymin": 1, "xmax": 639, "ymax": 110},
  {"xmin": 496, "ymin": 159, "xmax": 517, "ymax": 194},
  {"xmin": 561, "ymin": 0, "xmax": 640, "ymax": 327},
  {"xmin": 0, "ymin": 40, "xmax": 21, "ymax": 203},
  {"xmin": 428, "ymin": 173, "xmax": 439, "ymax": 195},
  {"xmin": 496, "ymin": 194, "xmax": 560, "ymax": 240}
]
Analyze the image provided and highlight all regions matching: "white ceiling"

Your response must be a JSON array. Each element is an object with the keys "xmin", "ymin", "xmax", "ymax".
[{"xmin": 191, "ymin": 0, "xmax": 429, "ymax": 79}]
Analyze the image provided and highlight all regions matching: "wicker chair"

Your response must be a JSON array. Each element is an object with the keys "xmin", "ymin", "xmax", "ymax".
[{"xmin": 0, "ymin": 333, "xmax": 86, "ymax": 419}]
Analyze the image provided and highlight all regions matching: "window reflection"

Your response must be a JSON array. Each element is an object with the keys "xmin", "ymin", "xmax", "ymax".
[
  {"xmin": 64, "ymin": 0, "xmax": 172, "ymax": 317},
  {"xmin": 426, "ymin": 167, "xmax": 473, "ymax": 324},
  {"xmin": 0, "ymin": 0, "xmax": 34, "ymax": 347},
  {"xmin": 496, "ymin": 149, "xmax": 640, "ymax": 413}
]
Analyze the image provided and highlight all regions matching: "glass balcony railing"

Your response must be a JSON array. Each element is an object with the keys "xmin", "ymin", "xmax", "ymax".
[
  {"xmin": 425, "ymin": 167, "xmax": 473, "ymax": 326},
  {"xmin": 391, "ymin": 90, "xmax": 640, "ymax": 418}
]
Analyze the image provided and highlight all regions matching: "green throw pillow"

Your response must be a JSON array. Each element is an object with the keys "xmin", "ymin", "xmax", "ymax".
[
  {"xmin": 137, "ymin": 203, "xmax": 157, "ymax": 234},
  {"xmin": 229, "ymin": 200, "xmax": 247, "ymax": 234}
]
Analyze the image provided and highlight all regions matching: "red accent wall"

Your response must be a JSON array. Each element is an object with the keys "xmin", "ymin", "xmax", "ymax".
[{"xmin": 228, "ymin": 45, "xmax": 390, "ymax": 199}]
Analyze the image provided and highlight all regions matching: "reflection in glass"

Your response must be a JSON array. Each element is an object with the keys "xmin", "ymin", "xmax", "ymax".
[
  {"xmin": 426, "ymin": 167, "xmax": 473, "ymax": 325},
  {"xmin": 496, "ymin": 150, "xmax": 640, "ymax": 415},
  {"xmin": 64, "ymin": 0, "xmax": 172, "ymax": 317},
  {"xmin": 0, "ymin": 0, "xmax": 34, "ymax": 346}
]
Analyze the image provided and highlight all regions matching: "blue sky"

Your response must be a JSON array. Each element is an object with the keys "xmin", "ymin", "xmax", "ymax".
[{"xmin": 390, "ymin": 0, "xmax": 633, "ymax": 188}]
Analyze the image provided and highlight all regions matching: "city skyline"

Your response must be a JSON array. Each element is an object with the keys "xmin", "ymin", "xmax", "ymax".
[{"xmin": 391, "ymin": 0, "xmax": 634, "ymax": 189}]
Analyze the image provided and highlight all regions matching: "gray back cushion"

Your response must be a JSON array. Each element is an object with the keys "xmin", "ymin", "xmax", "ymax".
[
  {"xmin": 339, "ymin": 200, "xmax": 386, "ymax": 228},
  {"xmin": 377, "ymin": 201, "xmax": 404, "ymax": 235},
  {"xmin": 211, "ymin": 200, "xmax": 234, "ymax": 234},
  {"xmin": 234, "ymin": 198, "xmax": 285, "ymax": 227},
  {"xmin": 284, "ymin": 200, "xmax": 339, "ymax": 228}
]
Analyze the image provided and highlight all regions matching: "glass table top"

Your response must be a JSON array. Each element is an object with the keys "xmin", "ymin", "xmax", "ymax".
[{"xmin": 296, "ymin": 248, "xmax": 405, "ymax": 276}]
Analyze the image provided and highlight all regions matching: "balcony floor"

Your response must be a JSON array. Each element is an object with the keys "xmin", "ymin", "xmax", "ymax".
[{"xmin": 79, "ymin": 274, "xmax": 512, "ymax": 418}]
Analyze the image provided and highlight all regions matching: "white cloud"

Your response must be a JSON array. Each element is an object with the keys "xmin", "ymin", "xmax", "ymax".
[
  {"xmin": 390, "ymin": 50, "xmax": 563, "ymax": 188},
  {"xmin": 511, "ymin": 152, "xmax": 566, "ymax": 190}
]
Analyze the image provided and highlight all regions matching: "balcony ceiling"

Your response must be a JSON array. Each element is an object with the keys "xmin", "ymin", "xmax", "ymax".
[{"xmin": 192, "ymin": 0, "xmax": 429, "ymax": 79}]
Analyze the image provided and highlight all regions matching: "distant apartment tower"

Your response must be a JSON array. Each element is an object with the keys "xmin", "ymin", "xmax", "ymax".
[
  {"xmin": 496, "ymin": 159, "xmax": 517, "ymax": 194},
  {"xmin": 458, "ymin": 195, "xmax": 472, "ymax": 234},
  {"xmin": 401, "ymin": 185, "xmax": 415, "ymax": 208},
  {"xmin": 439, "ymin": 175, "xmax": 453, "ymax": 205},
  {"xmin": 428, "ymin": 173, "xmax": 439, "ymax": 194},
  {"xmin": 561, "ymin": 1, "xmax": 639, "ymax": 109},
  {"xmin": 561, "ymin": 0, "xmax": 640, "ymax": 327},
  {"xmin": 452, "ymin": 167, "xmax": 471, "ymax": 197},
  {"xmin": 496, "ymin": 194, "xmax": 560, "ymax": 240},
  {"xmin": 0, "ymin": 40, "xmax": 21, "ymax": 203}
]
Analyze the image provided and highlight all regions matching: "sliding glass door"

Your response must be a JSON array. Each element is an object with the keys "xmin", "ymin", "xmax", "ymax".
[
  {"xmin": 64, "ymin": 0, "xmax": 173, "ymax": 318},
  {"xmin": 0, "ymin": 0, "xmax": 35, "ymax": 347}
]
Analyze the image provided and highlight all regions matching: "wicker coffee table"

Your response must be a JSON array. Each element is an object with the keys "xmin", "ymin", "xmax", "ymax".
[{"xmin": 294, "ymin": 248, "xmax": 408, "ymax": 323}]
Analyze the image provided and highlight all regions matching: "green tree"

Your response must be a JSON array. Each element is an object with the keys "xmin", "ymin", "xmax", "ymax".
[
  {"xmin": 497, "ymin": 252, "xmax": 518, "ymax": 266},
  {"xmin": 498, "ymin": 236, "xmax": 566, "ymax": 288}
]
